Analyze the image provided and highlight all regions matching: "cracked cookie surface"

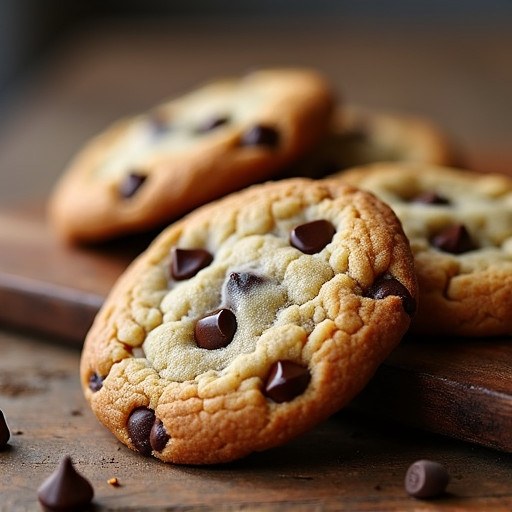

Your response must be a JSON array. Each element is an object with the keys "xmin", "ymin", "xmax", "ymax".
[
  {"xmin": 337, "ymin": 162, "xmax": 512, "ymax": 336},
  {"xmin": 49, "ymin": 68, "xmax": 334, "ymax": 243},
  {"xmin": 80, "ymin": 178, "xmax": 417, "ymax": 464}
]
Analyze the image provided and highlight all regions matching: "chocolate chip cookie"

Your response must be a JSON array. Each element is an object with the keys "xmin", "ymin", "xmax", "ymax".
[
  {"xmin": 48, "ymin": 68, "xmax": 334, "ymax": 243},
  {"xmin": 280, "ymin": 104, "xmax": 460, "ymax": 180},
  {"xmin": 80, "ymin": 178, "xmax": 417, "ymax": 464},
  {"xmin": 337, "ymin": 162, "xmax": 512, "ymax": 336}
]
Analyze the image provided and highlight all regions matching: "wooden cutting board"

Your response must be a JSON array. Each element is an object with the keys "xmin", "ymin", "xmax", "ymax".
[{"xmin": 1, "ymin": 202, "xmax": 512, "ymax": 455}]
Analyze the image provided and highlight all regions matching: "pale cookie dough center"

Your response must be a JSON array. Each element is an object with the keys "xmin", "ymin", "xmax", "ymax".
[{"xmin": 142, "ymin": 230, "xmax": 336, "ymax": 382}]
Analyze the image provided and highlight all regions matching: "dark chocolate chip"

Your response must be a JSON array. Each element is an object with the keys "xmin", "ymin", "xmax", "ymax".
[
  {"xmin": 240, "ymin": 124, "xmax": 279, "ymax": 147},
  {"xmin": 290, "ymin": 219, "xmax": 336, "ymax": 254},
  {"xmin": 150, "ymin": 419, "xmax": 170, "ymax": 452},
  {"xmin": 37, "ymin": 455, "xmax": 94, "ymax": 511},
  {"xmin": 411, "ymin": 191, "xmax": 450, "ymax": 205},
  {"xmin": 196, "ymin": 115, "xmax": 230, "ymax": 133},
  {"xmin": 0, "ymin": 409, "xmax": 10, "ymax": 448},
  {"xmin": 405, "ymin": 459, "xmax": 450, "ymax": 498},
  {"xmin": 127, "ymin": 407, "xmax": 155, "ymax": 456},
  {"xmin": 430, "ymin": 223, "xmax": 475, "ymax": 254},
  {"xmin": 264, "ymin": 360, "xmax": 311, "ymax": 403},
  {"xmin": 171, "ymin": 247, "xmax": 213, "ymax": 280},
  {"xmin": 366, "ymin": 274, "xmax": 416, "ymax": 316},
  {"xmin": 195, "ymin": 309, "xmax": 237, "ymax": 350},
  {"xmin": 119, "ymin": 172, "xmax": 147, "ymax": 199},
  {"xmin": 88, "ymin": 372, "xmax": 104, "ymax": 392}
]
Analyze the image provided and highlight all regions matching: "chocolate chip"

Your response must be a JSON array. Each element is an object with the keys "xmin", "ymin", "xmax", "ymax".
[
  {"xmin": 150, "ymin": 419, "xmax": 170, "ymax": 452},
  {"xmin": 119, "ymin": 172, "xmax": 147, "ymax": 199},
  {"xmin": 127, "ymin": 407, "xmax": 155, "ymax": 456},
  {"xmin": 411, "ymin": 191, "xmax": 450, "ymax": 205},
  {"xmin": 430, "ymin": 223, "xmax": 475, "ymax": 254},
  {"xmin": 366, "ymin": 274, "xmax": 416, "ymax": 316},
  {"xmin": 88, "ymin": 372, "xmax": 104, "ymax": 392},
  {"xmin": 240, "ymin": 124, "xmax": 279, "ymax": 147},
  {"xmin": 196, "ymin": 115, "xmax": 230, "ymax": 133},
  {"xmin": 195, "ymin": 309, "xmax": 237, "ymax": 350},
  {"xmin": 264, "ymin": 360, "xmax": 311, "ymax": 403},
  {"xmin": 0, "ymin": 409, "xmax": 10, "ymax": 448},
  {"xmin": 405, "ymin": 459, "xmax": 450, "ymax": 498},
  {"xmin": 171, "ymin": 247, "xmax": 213, "ymax": 280},
  {"xmin": 37, "ymin": 456, "xmax": 94, "ymax": 511},
  {"xmin": 290, "ymin": 219, "xmax": 336, "ymax": 254}
]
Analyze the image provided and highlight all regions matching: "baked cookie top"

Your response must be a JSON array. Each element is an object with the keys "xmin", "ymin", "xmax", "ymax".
[
  {"xmin": 336, "ymin": 162, "xmax": 512, "ymax": 337},
  {"xmin": 280, "ymin": 104, "xmax": 460, "ymax": 180},
  {"xmin": 80, "ymin": 178, "xmax": 417, "ymax": 464},
  {"xmin": 48, "ymin": 68, "xmax": 334, "ymax": 243}
]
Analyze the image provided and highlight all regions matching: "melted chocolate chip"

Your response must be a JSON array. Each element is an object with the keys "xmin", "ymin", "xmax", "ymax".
[
  {"xmin": 119, "ymin": 172, "xmax": 147, "ymax": 199},
  {"xmin": 411, "ymin": 191, "xmax": 450, "ymax": 205},
  {"xmin": 227, "ymin": 272, "xmax": 264, "ymax": 294},
  {"xmin": 88, "ymin": 373, "xmax": 104, "ymax": 392},
  {"xmin": 195, "ymin": 309, "xmax": 237, "ymax": 350},
  {"xmin": 430, "ymin": 223, "xmax": 475, "ymax": 254},
  {"xmin": 171, "ymin": 248, "xmax": 213, "ymax": 280},
  {"xmin": 264, "ymin": 361, "xmax": 311, "ymax": 403},
  {"xmin": 240, "ymin": 124, "xmax": 279, "ymax": 147},
  {"xmin": 405, "ymin": 459, "xmax": 450, "ymax": 498},
  {"xmin": 366, "ymin": 275, "xmax": 416, "ymax": 316},
  {"xmin": 290, "ymin": 219, "xmax": 336, "ymax": 254},
  {"xmin": 37, "ymin": 456, "xmax": 94, "ymax": 511},
  {"xmin": 0, "ymin": 409, "xmax": 10, "ymax": 448},
  {"xmin": 127, "ymin": 407, "xmax": 155, "ymax": 456},
  {"xmin": 196, "ymin": 115, "xmax": 230, "ymax": 133},
  {"xmin": 150, "ymin": 419, "xmax": 170, "ymax": 452}
]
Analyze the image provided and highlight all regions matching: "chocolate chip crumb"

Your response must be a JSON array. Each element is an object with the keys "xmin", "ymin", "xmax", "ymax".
[
  {"xmin": 0, "ymin": 409, "xmax": 10, "ymax": 448},
  {"xmin": 37, "ymin": 456, "xmax": 94, "ymax": 511},
  {"xmin": 405, "ymin": 459, "xmax": 450, "ymax": 499}
]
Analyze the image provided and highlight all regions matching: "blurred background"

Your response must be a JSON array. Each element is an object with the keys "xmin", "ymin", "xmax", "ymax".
[{"xmin": 0, "ymin": 0, "xmax": 511, "ymax": 203}]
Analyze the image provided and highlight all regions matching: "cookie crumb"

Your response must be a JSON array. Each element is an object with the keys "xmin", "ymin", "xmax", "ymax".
[{"xmin": 107, "ymin": 477, "xmax": 120, "ymax": 487}]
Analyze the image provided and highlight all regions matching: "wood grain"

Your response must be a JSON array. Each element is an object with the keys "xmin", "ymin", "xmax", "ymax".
[{"xmin": 2, "ymin": 330, "xmax": 512, "ymax": 511}]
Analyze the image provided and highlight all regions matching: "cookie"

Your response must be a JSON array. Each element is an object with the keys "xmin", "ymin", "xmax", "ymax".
[
  {"xmin": 48, "ymin": 68, "xmax": 334, "ymax": 243},
  {"xmin": 80, "ymin": 178, "xmax": 417, "ymax": 464},
  {"xmin": 336, "ymin": 162, "xmax": 512, "ymax": 336},
  {"xmin": 280, "ymin": 104, "xmax": 460, "ymax": 180}
]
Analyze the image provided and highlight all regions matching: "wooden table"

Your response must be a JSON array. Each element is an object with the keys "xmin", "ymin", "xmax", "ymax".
[{"xmin": 1, "ymin": 16, "xmax": 512, "ymax": 511}]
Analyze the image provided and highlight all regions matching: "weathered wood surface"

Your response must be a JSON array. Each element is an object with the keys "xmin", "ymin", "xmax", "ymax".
[{"xmin": 2, "ymin": 330, "xmax": 512, "ymax": 512}]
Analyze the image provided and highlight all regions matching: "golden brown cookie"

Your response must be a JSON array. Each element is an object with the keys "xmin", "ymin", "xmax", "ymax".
[
  {"xmin": 80, "ymin": 178, "xmax": 417, "ymax": 464},
  {"xmin": 48, "ymin": 68, "xmax": 334, "ymax": 243},
  {"xmin": 336, "ymin": 162, "xmax": 512, "ymax": 337},
  {"xmin": 280, "ymin": 104, "xmax": 460, "ymax": 179}
]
